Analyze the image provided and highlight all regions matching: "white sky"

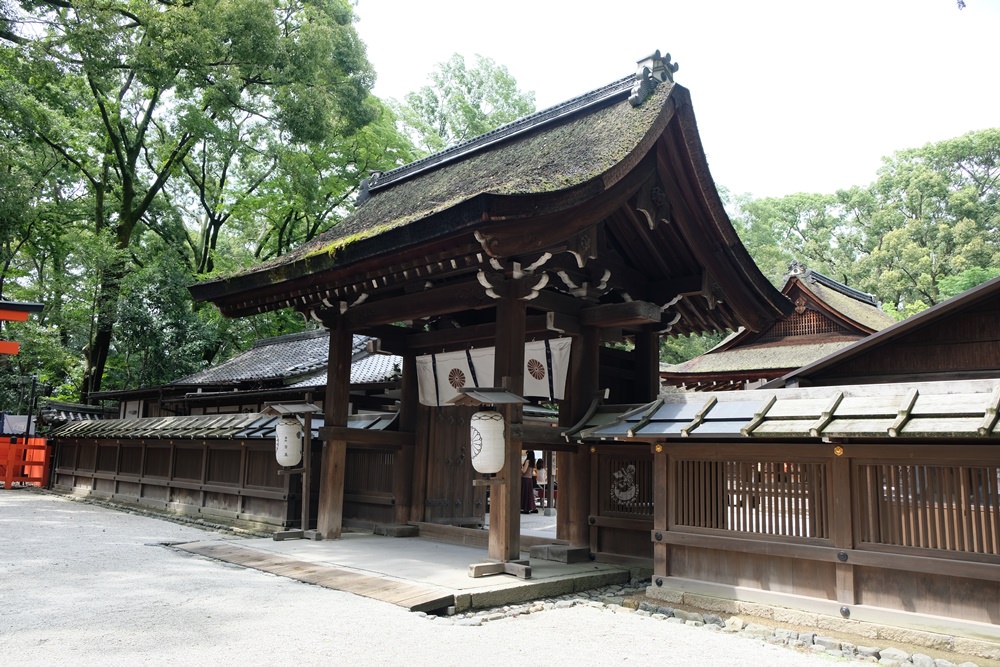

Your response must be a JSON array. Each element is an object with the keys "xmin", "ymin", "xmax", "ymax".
[{"xmin": 354, "ymin": 0, "xmax": 999, "ymax": 199}]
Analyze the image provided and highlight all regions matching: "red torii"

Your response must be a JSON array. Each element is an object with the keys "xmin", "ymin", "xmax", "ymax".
[{"xmin": 0, "ymin": 300, "xmax": 44, "ymax": 355}]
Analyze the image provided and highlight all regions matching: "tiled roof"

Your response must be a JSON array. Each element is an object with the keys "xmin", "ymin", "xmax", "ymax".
[
  {"xmin": 285, "ymin": 352, "xmax": 401, "ymax": 388},
  {"xmin": 175, "ymin": 329, "xmax": 333, "ymax": 385},
  {"xmin": 49, "ymin": 411, "xmax": 398, "ymax": 440},
  {"xmin": 37, "ymin": 400, "xmax": 119, "ymax": 426},
  {"xmin": 174, "ymin": 330, "xmax": 398, "ymax": 387}
]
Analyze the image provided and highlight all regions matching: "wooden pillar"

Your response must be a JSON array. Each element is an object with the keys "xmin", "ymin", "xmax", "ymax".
[
  {"xmin": 316, "ymin": 322, "xmax": 353, "ymax": 539},
  {"xmin": 395, "ymin": 353, "xmax": 418, "ymax": 525},
  {"xmin": 652, "ymin": 441, "xmax": 670, "ymax": 577},
  {"xmin": 830, "ymin": 448, "xmax": 855, "ymax": 605},
  {"xmin": 633, "ymin": 329, "xmax": 661, "ymax": 403},
  {"xmin": 489, "ymin": 294, "xmax": 526, "ymax": 562},
  {"xmin": 558, "ymin": 327, "xmax": 599, "ymax": 547}
]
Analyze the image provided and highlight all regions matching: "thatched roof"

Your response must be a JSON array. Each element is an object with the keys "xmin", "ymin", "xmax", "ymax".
[{"xmin": 191, "ymin": 53, "xmax": 790, "ymax": 340}]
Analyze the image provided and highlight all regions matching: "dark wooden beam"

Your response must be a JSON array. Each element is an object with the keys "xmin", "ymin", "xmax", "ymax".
[
  {"xmin": 383, "ymin": 312, "xmax": 579, "ymax": 353},
  {"xmin": 580, "ymin": 300, "xmax": 662, "ymax": 328},
  {"xmin": 491, "ymin": 294, "xmax": 527, "ymax": 563},
  {"xmin": 319, "ymin": 426, "xmax": 414, "ymax": 448},
  {"xmin": 356, "ymin": 324, "xmax": 418, "ymax": 352},
  {"xmin": 528, "ymin": 290, "xmax": 586, "ymax": 317},
  {"xmin": 649, "ymin": 272, "xmax": 704, "ymax": 301},
  {"xmin": 343, "ymin": 279, "xmax": 497, "ymax": 329}
]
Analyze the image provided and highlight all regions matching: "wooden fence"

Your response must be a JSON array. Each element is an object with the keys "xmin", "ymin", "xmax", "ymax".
[
  {"xmin": 1, "ymin": 437, "xmax": 50, "ymax": 488},
  {"xmin": 589, "ymin": 445, "xmax": 655, "ymax": 563},
  {"xmin": 51, "ymin": 438, "xmax": 300, "ymax": 529},
  {"xmin": 652, "ymin": 443, "xmax": 1000, "ymax": 629}
]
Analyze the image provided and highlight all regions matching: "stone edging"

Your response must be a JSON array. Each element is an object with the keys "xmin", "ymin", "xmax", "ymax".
[{"xmin": 430, "ymin": 580, "xmax": 989, "ymax": 667}]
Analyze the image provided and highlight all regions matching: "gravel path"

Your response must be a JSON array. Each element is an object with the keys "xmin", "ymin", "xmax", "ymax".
[{"xmin": 1, "ymin": 490, "xmax": 868, "ymax": 666}]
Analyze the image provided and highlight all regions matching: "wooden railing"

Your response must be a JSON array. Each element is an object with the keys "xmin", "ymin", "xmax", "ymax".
[
  {"xmin": 664, "ymin": 446, "xmax": 1000, "ymax": 562},
  {"xmin": 654, "ymin": 444, "xmax": 1000, "ymax": 627},
  {"xmin": 1, "ymin": 437, "xmax": 50, "ymax": 488}
]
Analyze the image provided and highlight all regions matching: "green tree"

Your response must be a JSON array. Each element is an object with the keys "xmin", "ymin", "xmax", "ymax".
[
  {"xmin": 1, "ymin": 0, "xmax": 377, "ymax": 398},
  {"xmin": 852, "ymin": 128, "xmax": 1000, "ymax": 310},
  {"xmin": 732, "ymin": 128, "xmax": 1000, "ymax": 314},
  {"xmin": 731, "ymin": 192, "xmax": 864, "ymax": 288},
  {"xmin": 393, "ymin": 53, "xmax": 536, "ymax": 155}
]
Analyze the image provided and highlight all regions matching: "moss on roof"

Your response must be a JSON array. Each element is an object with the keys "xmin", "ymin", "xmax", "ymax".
[
  {"xmin": 227, "ymin": 81, "xmax": 676, "ymax": 276},
  {"xmin": 802, "ymin": 278, "xmax": 897, "ymax": 332},
  {"xmin": 661, "ymin": 341, "xmax": 857, "ymax": 375}
]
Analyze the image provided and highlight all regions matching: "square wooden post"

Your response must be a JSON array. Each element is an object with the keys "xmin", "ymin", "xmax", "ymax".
[
  {"xmin": 316, "ymin": 322, "xmax": 353, "ymax": 539},
  {"xmin": 830, "ymin": 448, "xmax": 856, "ymax": 605},
  {"xmin": 395, "ymin": 353, "xmax": 418, "ymax": 525},
  {"xmin": 489, "ymin": 295, "xmax": 526, "ymax": 563},
  {"xmin": 558, "ymin": 328, "xmax": 599, "ymax": 547}
]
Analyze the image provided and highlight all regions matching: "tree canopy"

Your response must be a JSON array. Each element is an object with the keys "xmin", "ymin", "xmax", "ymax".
[
  {"xmin": 391, "ymin": 53, "xmax": 536, "ymax": 155},
  {"xmin": 0, "ymin": 0, "xmax": 411, "ymax": 403},
  {"xmin": 731, "ymin": 127, "xmax": 1000, "ymax": 318}
]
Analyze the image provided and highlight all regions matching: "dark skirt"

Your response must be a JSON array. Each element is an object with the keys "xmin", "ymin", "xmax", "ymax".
[{"xmin": 520, "ymin": 475, "xmax": 536, "ymax": 512}]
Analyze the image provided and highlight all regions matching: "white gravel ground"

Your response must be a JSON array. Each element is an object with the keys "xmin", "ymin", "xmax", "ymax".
[{"xmin": 0, "ymin": 490, "xmax": 864, "ymax": 666}]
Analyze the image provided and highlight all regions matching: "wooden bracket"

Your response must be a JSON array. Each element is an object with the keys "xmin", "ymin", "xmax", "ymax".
[
  {"xmin": 887, "ymin": 388, "xmax": 919, "ymax": 438},
  {"xmin": 809, "ymin": 391, "xmax": 844, "ymax": 437}
]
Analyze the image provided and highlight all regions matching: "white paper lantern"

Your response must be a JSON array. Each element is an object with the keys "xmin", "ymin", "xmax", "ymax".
[
  {"xmin": 274, "ymin": 416, "xmax": 303, "ymax": 467},
  {"xmin": 470, "ymin": 410, "xmax": 505, "ymax": 474}
]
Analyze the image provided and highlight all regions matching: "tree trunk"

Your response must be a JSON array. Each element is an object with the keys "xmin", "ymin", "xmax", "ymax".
[{"xmin": 81, "ymin": 262, "xmax": 125, "ymax": 400}]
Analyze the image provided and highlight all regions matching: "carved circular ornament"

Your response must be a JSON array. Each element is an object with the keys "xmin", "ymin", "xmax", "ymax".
[
  {"xmin": 448, "ymin": 368, "xmax": 467, "ymax": 388},
  {"xmin": 471, "ymin": 428, "xmax": 483, "ymax": 458},
  {"xmin": 611, "ymin": 464, "xmax": 638, "ymax": 504},
  {"xmin": 526, "ymin": 358, "xmax": 546, "ymax": 380}
]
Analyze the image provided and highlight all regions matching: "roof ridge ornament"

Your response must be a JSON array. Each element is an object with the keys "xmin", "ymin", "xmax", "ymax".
[{"xmin": 629, "ymin": 50, "xmax": 678, "ymax": 108}]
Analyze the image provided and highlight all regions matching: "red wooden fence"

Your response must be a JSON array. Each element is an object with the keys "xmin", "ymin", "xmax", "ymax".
[{"xmin": 1, "ymin": 437, "xmax": 50, "ymax": 488}]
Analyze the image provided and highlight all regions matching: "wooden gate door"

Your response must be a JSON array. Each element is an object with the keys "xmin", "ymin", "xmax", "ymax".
[{"xmin": 421, "ymin": 405, "xmax": 485, "ymax": 525}]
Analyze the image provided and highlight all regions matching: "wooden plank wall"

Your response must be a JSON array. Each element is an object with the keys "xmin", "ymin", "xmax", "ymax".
[
  {"xmin": 653, "ymin": 441, "xmax": 1000, "ymax": 625},
  {"xmin": 590, "ymin": 445, "xmax": 655, "ymax": 563},
  {"xmin": 52, "ymin": 438, "xmax": 295, "ymax": 529},
  {"xmin": 821, "ymin": 299, "xmax": 1000, "ymax": 381}
]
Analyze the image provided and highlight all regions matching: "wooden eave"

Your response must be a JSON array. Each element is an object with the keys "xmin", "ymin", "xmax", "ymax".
[{"xmin": 581, "ymin": 378, "xmax": 1000, "ymax": 443}]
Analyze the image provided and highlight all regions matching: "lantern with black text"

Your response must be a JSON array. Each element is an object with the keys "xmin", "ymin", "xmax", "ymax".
[
  {"xmin": 274, "ymin": 416, "xmax": 303, "ymax": 467},
  {"xmin": 470, "ymin": 409, "xmax": 505, "ymax": 474}
]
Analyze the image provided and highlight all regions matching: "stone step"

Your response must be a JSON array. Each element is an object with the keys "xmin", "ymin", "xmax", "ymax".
[{"xmin": 529, "ymin": 543, "xmax": 591, "ymax": 563}]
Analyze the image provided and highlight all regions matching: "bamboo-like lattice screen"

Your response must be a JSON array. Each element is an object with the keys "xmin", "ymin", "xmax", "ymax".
[
  {"xmin": 674, "ymin": 459, "xmax": 829, "ymax": 539},
  {"xmin": 856, "ymin": 463, "xmax": 1000, "ymax": 555},
  {"xmin": 759, "ymin": 310, "xmax": 849, "ymax": 341}
]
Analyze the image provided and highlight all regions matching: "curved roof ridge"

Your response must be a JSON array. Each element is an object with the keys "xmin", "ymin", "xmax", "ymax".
[
  {"xmin": 805, "ymin": 269, "xmax": 877, "ymax": 305},
  {"xmin": 785, "ymin": 262, "xmax": 877, "ymax": 306},
  {"xmin": 362, "ymin": 75, "xmax": 634, "ymax": 198}
]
